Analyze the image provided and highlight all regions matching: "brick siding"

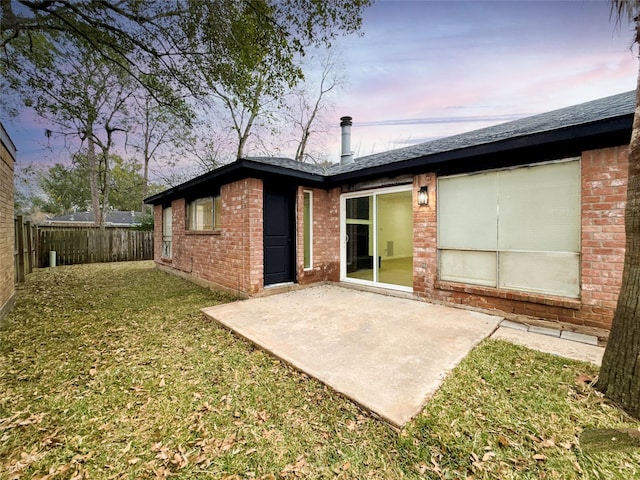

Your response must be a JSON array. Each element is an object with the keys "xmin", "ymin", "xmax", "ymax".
[
  {"xmin": 155, "ymin": 178, "xmax": 264, "ymax": 295},
  {"xmin": 296, "ymin": 186, "xmax": 341, "ymax": 285},
  {"xmin": 414, "ymin": 146, "xmax": 628, "ymax": 330},
  {"xmin": 154, "ymin": 146, "xmax": 627, "ymax": 331},
  {"xmin": 0, "ymin": 137, "xmax": 15, "ymax": 319}
]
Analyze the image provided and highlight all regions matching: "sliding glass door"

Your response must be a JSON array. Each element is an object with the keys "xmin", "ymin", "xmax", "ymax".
[{"xmin": 342, "ymin": 186, "xmax": 413, "ymax": 291}]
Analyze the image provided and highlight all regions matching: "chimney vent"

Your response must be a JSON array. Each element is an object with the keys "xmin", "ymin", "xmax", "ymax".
[{"xmin": 340, "ymin": 116, "xmax": 353, "ymax": 165}]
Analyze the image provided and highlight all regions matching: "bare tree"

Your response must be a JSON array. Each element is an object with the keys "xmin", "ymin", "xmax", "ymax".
[
  {"xmin": 129, "ymin": 89, "xmax": 192, "ymax": 211},
  {"xmin": 287, "ymin": 50, "xmax": 343, "ymax": 163},
  {"xmin": 6, "ymin": 37, "xmax": 134, "ymax": 225}
]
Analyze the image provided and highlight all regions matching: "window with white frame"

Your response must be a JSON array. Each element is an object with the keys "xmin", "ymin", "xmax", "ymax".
[
  {"xmin": 437, "ymin": 159, "xmax": 580, "ymax": 297},
  {"xmin": 303, "ymin": 190, "xmax": 313, "ymax": 269},
  {"xmin": 162, "ymin": 206, "xmax": 172, "ymax": 258},
  {"xmin": 187, "ymin": 195, "xmax": 221, "ymax": 231}
]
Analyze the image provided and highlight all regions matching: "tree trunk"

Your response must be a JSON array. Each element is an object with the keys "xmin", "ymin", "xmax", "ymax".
[
  {"xmin": 596, "ymin": 56, "xmax": 640, "ymax": 419},
  {"xmin": 141, "ymin": 98, "xmax": 150, "ymax": 213},
  {"xmin": 87, "ymin": 135, "xmax": 101, "ymax": 226},
  {"xmin": 100, "ymin": 150, "xmax": 111, "ymax": 228}
]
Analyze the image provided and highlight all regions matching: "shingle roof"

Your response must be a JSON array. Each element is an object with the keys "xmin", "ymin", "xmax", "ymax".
[
  {"xmin": 243, "ymin": 156, "xmax": 330, "ymax": 175},
  {"xmin": 146, "ymin": 90, "xmax": 634, "ymax": 204},
  {"xmin": 45, "ymin": 211, "xmax": 144, "ymax": 226},
  {"xmin": 330, "ymin": 90, "xmax": 635, "ymax": 175}
]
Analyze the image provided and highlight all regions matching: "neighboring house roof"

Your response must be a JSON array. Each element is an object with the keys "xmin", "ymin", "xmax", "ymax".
[
  {"xmin": 146, "ymin": 91, "xmax": 634, "ymax": 205},
  {"xmin": 44, "ymin": 211, "xmax": 144, "ymax": 227}
]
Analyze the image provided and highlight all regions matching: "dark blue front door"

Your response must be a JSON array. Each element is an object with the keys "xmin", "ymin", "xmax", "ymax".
[{"xmin": 263, "ymin": 186, "xmax": 295, "ymax": 286}]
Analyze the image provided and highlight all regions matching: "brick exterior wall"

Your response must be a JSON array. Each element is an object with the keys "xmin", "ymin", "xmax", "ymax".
[
  {"xmin": 579, "ymin": 145, "xmax": 628, "ymax": 328},
  {"xmin": 412, "ymin": 173, "xmax": 437, "ymax": 296},
  {"xmin": 154, "ymin": 178, "xmax": 264, "ymax": 295},
  {"xmin": 413, "ymin": 146, "xmax": 628, "ymax": 330},
  {"xmin": 296, "ymin": 186, "xmax": 341, "ymax": 285},
  {"xmin": 0, "ymin": 133, "xmax": 16, "ymax": 320},
  {"xmin": 153, "ymin": 146, "xmax": 627, "ymax": 331}
]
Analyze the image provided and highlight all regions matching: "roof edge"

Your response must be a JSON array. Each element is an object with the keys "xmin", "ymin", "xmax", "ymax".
[
  {"xmin": 0, "ymin": 123, "xmax": 17, "ymax": 161},
  {"xmin": 144, "ymin": 158, "xmax": 327, "ymax": 205}
]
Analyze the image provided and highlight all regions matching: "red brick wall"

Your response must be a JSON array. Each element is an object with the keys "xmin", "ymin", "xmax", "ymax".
[
  {"xmin": 0, "ymin": 137, "xmax": 15, "ymax": 319},
  {"xmin": 154, "ymin": 178, "xmax": 264, "ymax": 295},
  {"xmin": 580, "ymin": 145, "xmax": 628, "ymax": 328},
  {"xmin": 414, "ymin": 146, "xmax": 628, "ymax": 330},
  {"xmin": 152, "ymin": 145, "xmax": 628, "ymax": 331},
  {"xmin": 296, "ymin": 186, "xmax": 341, "ymax": 285},
  {"xmin": 413, "ymin": 173, "xmax": 437, "ymax": 296},
  {"xmin": 153, "ymin": 204, "xmax": 163, "ymax": 261}
]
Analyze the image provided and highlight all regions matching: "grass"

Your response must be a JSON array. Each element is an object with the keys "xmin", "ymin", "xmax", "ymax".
[{"xmin": 0, "ymin": 261, "xmax": 638, "ymax": 479}]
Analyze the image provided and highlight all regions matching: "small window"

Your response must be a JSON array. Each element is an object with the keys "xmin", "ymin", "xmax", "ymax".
[
  {"xmin": 187, "ymin": 195, "xmax": 221, "ymax": 231},
  {"xmin": 303, "ymin": 191, "xmax": 312, "ymax": 269},
  {"xmin": 162, "ymin": 206, "xmax": 172, "ymax": 258}
]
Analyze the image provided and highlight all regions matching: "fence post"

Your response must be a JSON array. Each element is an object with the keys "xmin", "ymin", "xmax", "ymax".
[
  {"xmin": 25, "ymin": 220, "xmax": 33, "ymax": 275},
  {"xmin": 16, "ymin": 215, "xmax": 25, "ymax": 282},
  {"xmin": 33, "ymin": 224, "xmax": 39, "ymax": 268}
]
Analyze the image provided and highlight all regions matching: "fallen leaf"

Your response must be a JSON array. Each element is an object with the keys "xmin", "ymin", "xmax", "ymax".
[
  {"xmin": 127, "ymin": 457, "xmax": 141, "ymax": 465},
  {"xmin": 576, "ymin": 374, "xmax": 594, "ymax": 384},
  {"xmin": 482, "ymin": 451, "xmax": 496, "ymax": 462},
  {"xmin": 533, "ymin": 454, "xmax": 546, "ymax": 461},
  {"xmin": 528, "ymin": 434, "xmax": 542, "ymax": 444},
  {"xmin": 89, "ymin": 367, "xmax": 97, "ymax": 376},
  {"xmin": 540, "ymin": 439, "xmax": 555, "ymax": 448},
  {"xmin": 221, "ymin": 433, "xmax": 236, "ymax": 451},
  {"xmin": 497, "ymin": 435, "xmax": 510, "ymax": 447}
]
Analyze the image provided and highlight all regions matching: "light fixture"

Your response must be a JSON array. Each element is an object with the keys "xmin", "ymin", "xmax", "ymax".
[{"xmin": 417, "ymin": 185, "xmax": 429, "ymax": 206}]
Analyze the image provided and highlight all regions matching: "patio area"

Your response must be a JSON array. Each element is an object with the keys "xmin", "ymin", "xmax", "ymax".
[{"xmin": 202, "ymin": 284, "xmax": 503, "ymax": 428}]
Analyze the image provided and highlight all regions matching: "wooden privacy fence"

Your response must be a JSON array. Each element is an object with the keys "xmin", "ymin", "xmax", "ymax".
[
  {"xmin": 14, "ymin": 215, "xmax": 37, "ymax": 282},
  {"xmin": 37, "ymin": 226, "xmax": 153, "ymax": 267}
]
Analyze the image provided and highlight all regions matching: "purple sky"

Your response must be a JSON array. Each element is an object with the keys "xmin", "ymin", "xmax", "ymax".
[
  {"xmin": 322, "ymin": 0, "xmax": 637, "ymax": 158},
  {"xmin": 1, "ymin": 0, "xmax": 638, "ymax": 172}
]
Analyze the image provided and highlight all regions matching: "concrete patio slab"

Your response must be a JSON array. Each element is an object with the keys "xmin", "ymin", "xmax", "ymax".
[{"xmin": 202, "ymin": 284, "xmax": 502, "ymax": 428}]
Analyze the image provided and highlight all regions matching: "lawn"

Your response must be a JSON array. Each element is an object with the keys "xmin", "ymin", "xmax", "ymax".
[{"xmin": 1, "ymin": 261, "xmax": 638, "ymax": 479}]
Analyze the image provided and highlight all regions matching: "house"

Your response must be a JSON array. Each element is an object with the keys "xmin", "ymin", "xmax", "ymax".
[
  {"xmin": 0, "ymin": 123, "xmax": 17, "ymax": 320},
  {"xmin": 43, "ymin": 210, "xmax": 145, "ymax": 227},
  {"xmin": 145, "ymin": 91, "xmax": 633, "ymax": 331}
]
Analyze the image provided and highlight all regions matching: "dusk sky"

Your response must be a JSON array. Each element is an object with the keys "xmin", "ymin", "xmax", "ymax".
[
  {"xmin": 1, "ymin": 0, "xmax": 638, "ymax": 174},
  {"xmin": 322, "ymin": 0, "xmax": 637, "ymax": 159}
]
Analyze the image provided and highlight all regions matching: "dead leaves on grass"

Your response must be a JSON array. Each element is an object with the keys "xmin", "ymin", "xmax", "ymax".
[
  {"xmin": 280, "ymin": 454, "xmax": 310, "ymax": 477},
  {"xmin": 3, "ymin": 448, "xmax": 92, "ymax": 480},
  {"xmin": 0, "ymin": 411, "xmax": 46, "ymax": 429}
]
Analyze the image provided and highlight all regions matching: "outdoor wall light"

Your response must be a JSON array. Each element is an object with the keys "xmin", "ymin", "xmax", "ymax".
[{"xmin": 417, "ymin": 185, "xmax": 429, "ymax": 206}]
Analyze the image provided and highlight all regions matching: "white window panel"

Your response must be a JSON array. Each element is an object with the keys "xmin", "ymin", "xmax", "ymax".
[
  {"xmin": 162, "ymin": 206, "xmax": 172, "ymax": 258},
  {"xmin": 497, "ymin": 161, "xmax": 580, "ymax": 252},
  {"xmin": 438, "ymin": 172, "xmax": 497, "ymax": 250},
  {"xmin": 498, "ymin": 251, "xmax": 580, "ymax": 298},
  {"xmin": 440, "ymin": 250, "xmax": 497, "ymax": 287},
  {"xmin": 303, "ymin": 191, "xmax": 312, "ymax": 269}
]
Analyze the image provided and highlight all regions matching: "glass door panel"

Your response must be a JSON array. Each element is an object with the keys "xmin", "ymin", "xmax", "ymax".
[
  {"xmin": 342, "ymin": 188, "xmax": 413, "ymax": 291},
  {"xmin": 376, "ymin": 190, "xmax": 413, "ymax": 288},
  {"xmin": 346, "ymin": 196, "xmax": 373, "ymax": 281}
]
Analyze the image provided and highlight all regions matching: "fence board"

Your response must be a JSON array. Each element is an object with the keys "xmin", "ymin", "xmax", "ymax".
[
  {"xmin": 14, "ymin": 216, "xmax": 38, "ymax": 282},
  {"xmin": 36, "ymin": 226, "xmax": 153, "ymax": 267}
]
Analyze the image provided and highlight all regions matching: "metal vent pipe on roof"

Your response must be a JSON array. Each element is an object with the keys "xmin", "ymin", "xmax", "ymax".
[{"xmin": 340, "ymin": 116, "xmax": 354, "ymax": 165}]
